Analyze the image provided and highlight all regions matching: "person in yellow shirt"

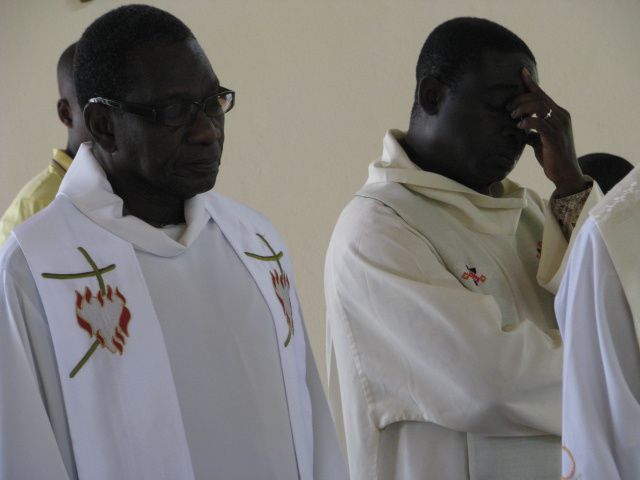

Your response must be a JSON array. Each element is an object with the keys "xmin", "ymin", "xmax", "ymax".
[{"xmin": 0, "ymin": 42, "xmax": 90, "ymax": 245}]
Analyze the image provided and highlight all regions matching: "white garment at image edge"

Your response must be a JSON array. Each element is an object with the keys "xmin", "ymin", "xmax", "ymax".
[
  {"xmin": 325, "ymin": 130, "xmax": 601, "ymax": 480},
  {"xmin": 0, "ymin": 143, "xmax": 347, "ymax": 480},
  {"xmin": 556, "ymin": 164, "xmax": 640, "ymax": 479}
]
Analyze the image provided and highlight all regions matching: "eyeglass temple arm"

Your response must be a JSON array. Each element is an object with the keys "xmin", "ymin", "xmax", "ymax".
[{"xmin": 87, "ymin": 97, "xmax": 156, "ymax": 119}]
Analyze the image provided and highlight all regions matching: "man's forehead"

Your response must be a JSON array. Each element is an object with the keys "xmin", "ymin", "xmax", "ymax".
[
  {"xmin": 481, "ymin": 50, "xmax": 537, "ymax": 83},
  {"xmin": 124, "ymin": 39, "xmax": 219, "ymax": 102},
  {"xmin": 461, "ymin": 50, "xmax": 537, "ymax": 90}
]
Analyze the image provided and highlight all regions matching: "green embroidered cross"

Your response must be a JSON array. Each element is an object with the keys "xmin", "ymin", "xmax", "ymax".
[
  {"xmin": 42, "ymin": 246, "xmax": 115, "ymax": 294},
  {"xmin": 244, "ymin": 233, "xmax": 284, "ymax": 271}
]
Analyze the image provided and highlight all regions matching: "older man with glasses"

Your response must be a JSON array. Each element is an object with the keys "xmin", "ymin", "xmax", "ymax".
[{"xmin": 0, "ymin": 5, "xmax": 346, "ymax": 480}]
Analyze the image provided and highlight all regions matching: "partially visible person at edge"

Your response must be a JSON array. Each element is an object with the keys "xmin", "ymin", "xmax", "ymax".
[
  {"xmin": 578, "ymin": 152, "xmax": 633, "ymax": 194},
  {"xmin": 556, "ymin": 161, "xmax": 639, "ymax": 479},
  {"xmin": 0, "ymin": 42, "xmax": 91, "ymax": 245},
  {"xmin": 325, "ymin": 17, "xmax": 603, "ymax": 480},
  {"xmin": 0, "ymin": 5, "xmax": 346, "ymax": 480}
]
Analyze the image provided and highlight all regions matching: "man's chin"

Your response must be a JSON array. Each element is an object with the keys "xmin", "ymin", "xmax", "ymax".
[
  {"xmin": 484, "ymin": 161, "xmax": 517, "ymax": 183},
  {"xmin": 470, "ymin": 170, "xmax": 510, "ymax": 195},
  {"xmin": 171, "ymin": 174, "xmax": 217, "ymax": 199}
]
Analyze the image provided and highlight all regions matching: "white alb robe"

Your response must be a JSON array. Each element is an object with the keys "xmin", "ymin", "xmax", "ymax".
[
  {"xmin": 325, "ymin": 130, "xmax": 601, "ymax": 480},
  {"xmin": 0, "ymin": 144, "xmax": 347, "ymax": 480},
  {"xmin": 556, "ymin": 165, "xmax": 640, "ymax": 479}
]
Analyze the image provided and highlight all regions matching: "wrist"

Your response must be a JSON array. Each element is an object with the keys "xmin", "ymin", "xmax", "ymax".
[{"xmin": 553, "ymin": 174, "xmax": 591, "ymax": 197}]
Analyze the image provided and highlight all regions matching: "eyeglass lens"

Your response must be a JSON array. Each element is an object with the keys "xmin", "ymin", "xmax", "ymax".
[{"xmin": 158, "ymin": 92, "xmax": 233, "ymax": 126}]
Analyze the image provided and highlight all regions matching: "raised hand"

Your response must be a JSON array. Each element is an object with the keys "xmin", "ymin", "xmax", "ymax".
[{"xmin": 508, "ymin": 67, "xmax": 589, "ymax": 196}]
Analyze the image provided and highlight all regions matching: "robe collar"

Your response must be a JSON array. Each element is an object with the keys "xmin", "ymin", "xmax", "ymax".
[
  {"xmin": 367, "ymin": 130, "xmax": 529, "ymax": 235},
  {"xmin": 58, "ymin": 143, "xmax": 211, "ymax": 257}
]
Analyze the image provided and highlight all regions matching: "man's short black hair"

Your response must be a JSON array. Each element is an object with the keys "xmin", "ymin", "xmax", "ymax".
[
  {"xmin": 416, "ymin": 17, "xmax": 535, "ymax": 91},
  {"xmin": 578, "ymin": 153, "xmax": 634, "ymax": 194},
  {"xmin": 74, "ymin": 4, "xmax": 195, "ymax": 108},
  {"xmin": 57, "ymin": 42, "xmax": 77, "ymax": 85}
]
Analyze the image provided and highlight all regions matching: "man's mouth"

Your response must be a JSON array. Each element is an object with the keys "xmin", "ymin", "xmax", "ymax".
[
  {"xmin": 185, "ymin": 158, "xmax": 219, "ymax": 168},
  {"xmin": 494, "ymin": 144, "xmax": 525, "ymax": 165},
  {"xmin": 174, "ymin": 160, "xmax": 220, "ymax": 177}
]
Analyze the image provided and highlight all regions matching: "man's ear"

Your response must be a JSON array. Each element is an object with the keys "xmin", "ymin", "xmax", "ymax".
[
  {"xmin": 57, "ymin": 98, "xmax": 73, "ymax": 127},
  {"xmin": 84, "ymin": 103, "xmax": 116, "ymax": 153},
  {"xmin": 416, "ymin": 77, "xmax": 447, "ymax": 115}
]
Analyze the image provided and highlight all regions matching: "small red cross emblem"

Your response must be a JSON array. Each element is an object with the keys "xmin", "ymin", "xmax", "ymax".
[{"xmin": 461, "ymin": 265, "xmax": 486, "ymax": 286}]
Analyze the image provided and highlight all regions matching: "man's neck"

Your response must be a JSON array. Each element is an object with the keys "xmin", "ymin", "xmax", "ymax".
[
  {"xmin": 401, "ymin": 132, "xmax": 492, "ymax": 195},
  {"xmin": 66, "ymin": 139, "xmax": 82, "ymax": 159},
  {"xmin": 93, "ymin": 146, "xmax": 186, "ymax": 227},
  {"xmin": 119, "ymin": 191, "xmax": 186, "ymax": 227},
  {"xmin": 401, "ymin": 129, "xmax": 442, "ymax": 174}
]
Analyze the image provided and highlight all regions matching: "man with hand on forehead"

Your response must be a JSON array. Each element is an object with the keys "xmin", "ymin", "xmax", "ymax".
[
  {"xmin": 0, "ymin": 5, "xmax": 346, "ymax": 480},
  {"xmin": 326, "ymin": 17, "xmax": 601, "ymax": 480}
]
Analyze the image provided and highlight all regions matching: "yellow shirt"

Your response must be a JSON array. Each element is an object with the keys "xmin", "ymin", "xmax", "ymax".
[{"xmin": 0, "ymin": 149, "xmax": 72, "ymax": 246}]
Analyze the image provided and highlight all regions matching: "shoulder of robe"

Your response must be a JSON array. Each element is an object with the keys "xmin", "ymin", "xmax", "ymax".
[
  {"xmin": 204, "ymin": 190, "xmax": 288, "ymax": 245},
  {"xmin": 591, "ymin": 165, "xmax": 640, "ymax": 226},
  {"xmin": 0, "ymin": 234, "xmax": 32, "ymax": 275}
]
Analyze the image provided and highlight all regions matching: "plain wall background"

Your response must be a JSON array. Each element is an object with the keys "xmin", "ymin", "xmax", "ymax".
[{"xmin": 1, "ymin": 0, "xmax": 639, "ymax": 389}]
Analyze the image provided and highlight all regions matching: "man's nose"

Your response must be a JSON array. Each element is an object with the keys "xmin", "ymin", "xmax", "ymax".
[{"xmin": 186, "ymin": 110, "xmax": 222, "ymax": 144}]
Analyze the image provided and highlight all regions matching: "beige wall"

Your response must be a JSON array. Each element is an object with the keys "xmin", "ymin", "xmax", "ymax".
[{"xmin": 1, "ymin": 0, "xmax": 639, "ymax": 388}]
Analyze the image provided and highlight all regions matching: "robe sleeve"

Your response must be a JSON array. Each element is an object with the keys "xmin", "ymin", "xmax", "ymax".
[
  {"xmin": 537, "ymin": 183, "xmax": 602, "ymax": 293},
  {"xmin": 325, "ymin": 199, "xmax": 562, "ymax": 438},
  {"xmin": 0, "ymin": 238, "xmax": 75, "ymax": 480},
  {"xmin": 555, "ymin": 218, "xmax": 640, "ymax": 480}
]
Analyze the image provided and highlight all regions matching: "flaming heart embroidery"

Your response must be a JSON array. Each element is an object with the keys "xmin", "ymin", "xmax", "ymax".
[
  {"xmin": 41, "ymin": 246, "xmax": 132, "ymax": 378},
  {"xmin": 76, "ymin": 286, "xmax": 131, "ymax": 354},
  {"xmin": 245, "ymin": 233, "xmax": 295, "ymax": 347}
]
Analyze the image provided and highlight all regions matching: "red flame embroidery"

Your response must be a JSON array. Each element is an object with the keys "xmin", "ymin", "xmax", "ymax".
[
  {"xmin": 75, "ymin": 285, "xmax": 131, "ymax": 354},
  {"xmin": 271, "ymin": 270, "xmax": 294, "ymax": 344}
]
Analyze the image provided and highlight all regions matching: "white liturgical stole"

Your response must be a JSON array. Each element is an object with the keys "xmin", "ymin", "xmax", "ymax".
[{"xmin": 14, "ymin": 145, "xmax": 313, "ymax": 480}]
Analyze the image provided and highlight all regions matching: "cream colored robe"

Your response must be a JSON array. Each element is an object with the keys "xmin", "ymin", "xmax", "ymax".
[{"xmin": 325, "ymin": 130, "xmax": 601, "ymax": 480}]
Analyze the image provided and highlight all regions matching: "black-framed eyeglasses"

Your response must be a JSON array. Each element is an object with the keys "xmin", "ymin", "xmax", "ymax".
[{"xmin": 87, "ymin": 89, "xmax": 235, "ymax": 127}]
